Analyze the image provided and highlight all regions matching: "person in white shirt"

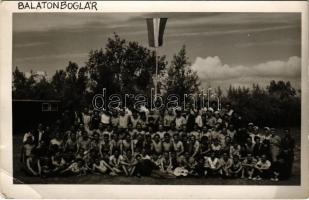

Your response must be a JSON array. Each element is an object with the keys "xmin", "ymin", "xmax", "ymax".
[
  {"xmin": 129, "ymin": 111, "xmax": 140, "ymax": 129},
  {"xmin": 229, "ymin": 142, "xmax": 241, "ymax": 158},
  {"xmin": 219, "ymin": 152, "xmax": 233, "ymax": 178},
  {"xmin": 262, "ymin": 127, "xmax": 272, "ymax": 142},
  {"xmin": 253, "ymin": 154, "xmax": 271, "ymax": 180},
  {"xmin": 173, "ymin": 134, "xmax": 184, "ymax": 157},
  {"xmin": 175, "ymin": 110, "xmax": 186, "ymax": 131},
  {"xmin": 118, "ymin": 109, "xmax": 129, "ymax": 129},
  {"xmin": 270, "ymin": 129, "xmax": 281, "ymax": 162},
  {"xmin": 156, "ymin": 124, "xmax": 166, "ymax": 139},
  {"xmin": 151, "ymin": 134, "xmax": 163, "ymax": 155},
  {"xmin": 124, "ymin": 107, "xmax": 132, "ymax": 116},
  {"xmin": 163, "ymin": 109, "xmax": 175, "ymax": 130},
  {"xmin": 227, "ymin": 124, "xmax": 236, "ymax": 141},
  {"xmin": 214, "ymin": 111, "xmax": 222, "ymax": 124},
  {"xmin": 210, "ymin": 139, "xmax": 222, "ymax": 156},
  {"xmin": 110, "ymin": 110, "xmax": 120, "ymax": 128},
  {"xmin": 210, "ymin": 125, "xmax": 221, "ymax": 141},
  {"xmin": 23, "ymin": 130, "xmax": 35, "ymax": 144},
  {"xmin": 205, "ymin": 152, "xmax": 220, "ymax": 176},
  {"xmin": 49, "ymin": 132, "xmax": 63, "ymax": 152},
  {"xmin": 109, "ymin": 150, "xmax": 124, "ymax": 175},
  {"xmin": 195, "ymin": 113, "xmax": 203, "ymax": 129},
  {"xmin": 100, "ymin": 110, "xmax": 110, "ymax": 126},
  {"xmin": 248, "ymin": 126, "xmax": 257, "ymax": 144},
  {"xmin": 82, "ymin": 108, "xmax": 91, "ymax": 128},
  {"xmin": 190, "ymin": 124, "xmax": 202, "ymax": 141},
  {"xmin": 135, "ymin": 123, "xmax": 145, "ymax": 136}
]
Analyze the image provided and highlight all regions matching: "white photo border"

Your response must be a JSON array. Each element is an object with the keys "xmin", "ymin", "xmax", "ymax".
[{"xmin": 0, "ymin": 1, "xmax": 308, "ymax": 199}]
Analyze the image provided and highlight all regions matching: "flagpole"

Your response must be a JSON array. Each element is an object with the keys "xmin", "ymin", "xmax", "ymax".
[{"xmin": 154, "ymin": 46, "xmax": 158, "ymax": 100}]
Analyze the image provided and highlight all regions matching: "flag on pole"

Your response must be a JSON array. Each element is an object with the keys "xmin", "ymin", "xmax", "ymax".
[{"xmin": 146, "ymin": 18, "xmax": 168, "ymax": 47}]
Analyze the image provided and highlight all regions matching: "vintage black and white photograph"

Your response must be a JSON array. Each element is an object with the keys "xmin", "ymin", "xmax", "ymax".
[{"xmin": 12, "ymin": 12, "xmax": 301, "ymax": 185}]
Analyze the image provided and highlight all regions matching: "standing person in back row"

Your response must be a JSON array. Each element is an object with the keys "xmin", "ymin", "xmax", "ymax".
[
  {"xmin": 164, "ymin": 109, "xmax": 175, "ymax": 131},
  {"xmin": 269, "ymin": 129, "xmax": 281, "ymax": 162},
  {"xmin": 175, "ymin": 109, "xmax": 186, "ymax": 131},
  {"xmin": 280, "ymin": 129, "xmax": 295, "ymax": 178},
  {"xmin": 100, "ymin": 109, "xmax": 110, "ymax": 128}
]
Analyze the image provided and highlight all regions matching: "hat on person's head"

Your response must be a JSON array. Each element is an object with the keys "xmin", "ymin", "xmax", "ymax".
[
  {"xmin": 248, "ymin": 122, "xmax": 254, "ymax": 126},
  {"xmin": 264, "ymin": 127, "xmax": 270, "ymax": 131},
  {"xmin": 214, "ymin": 111, "xmax": 219, "ymax": 114},
  {"xmin": 176, "ymin": 107, "xmax": 182, "ymax": 112},
  {"xmin": 208, "ymin": 107, "xmax": 214, "ymax": 112}
]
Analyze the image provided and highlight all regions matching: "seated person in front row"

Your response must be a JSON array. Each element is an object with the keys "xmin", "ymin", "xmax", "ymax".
[
  {"xmin": 219, "ymin": 152, "xmax": 233, "ymax": 178},
  {"xmin": 92, "ymin": 157, "xmax": 114, "ymax": 175},
  {"xmin": 60, "ymin": 159, "xmax": 87, "ymax": 176},
  {"xmin": 253, "ymin": 154, "xmax": 271, "ymax": 180},
  {"xmin": 205, "ymin": 152, "xmax": 220, "ymax": 176},
  {"xmin": 109, "ymin": 150, "xmax": 124, "ymax": 175},
  {"xmin": 228, "ymin": 155, "xmax": 243, "ymax": 178},
  {"xmin": 241, "ymin": 153, "xmax": 257, "ymax": 179}
]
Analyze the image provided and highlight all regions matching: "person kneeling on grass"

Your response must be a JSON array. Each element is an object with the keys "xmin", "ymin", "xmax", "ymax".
[
  {"xmin": 228, "ymin": 155, "xmax": 243, "ymax": 178},
  {"xmin": 241, "ymin": 153, "xmax": 257, "ymax": 179},
  {"xmin": 253, "ymin": 154, "xmax": 271, "ymax": 181}
]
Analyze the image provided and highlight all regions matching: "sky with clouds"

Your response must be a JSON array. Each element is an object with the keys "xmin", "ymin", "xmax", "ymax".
[{"xmin": 13, "ymin": 12, "xmax": 301, "ymax": 91}]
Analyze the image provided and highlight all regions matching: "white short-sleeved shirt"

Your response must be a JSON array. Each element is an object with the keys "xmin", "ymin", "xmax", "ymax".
[
  {"xmin": 119, "ymin": 115, "xmax": 129, "ymax": 129},
  {"xmin": 100, "ymin": 113, "xmax": 110, "ymax": 124},
  {"xmin": 175, "ymin": 116, "xmax": 186, "ymax": 130}
]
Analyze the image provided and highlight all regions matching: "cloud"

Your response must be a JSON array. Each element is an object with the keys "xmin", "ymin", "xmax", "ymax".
[
  {"xmin": 191, "ymin": 56, "xmax": 301, "ymax": 81},
  {"xmin": 14, "ymin": 42, "xmax": 48, "ymax": 48}
]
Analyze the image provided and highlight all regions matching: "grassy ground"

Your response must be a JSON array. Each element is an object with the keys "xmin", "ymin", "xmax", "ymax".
[{"xmin": 13, "ymin": 128, "xmax": 301, "ymax": 185}]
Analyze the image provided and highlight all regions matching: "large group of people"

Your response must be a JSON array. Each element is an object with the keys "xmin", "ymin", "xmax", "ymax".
[{"xmin": 20, "ymin": 103, "xmax": 296, "ymax": 182}]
